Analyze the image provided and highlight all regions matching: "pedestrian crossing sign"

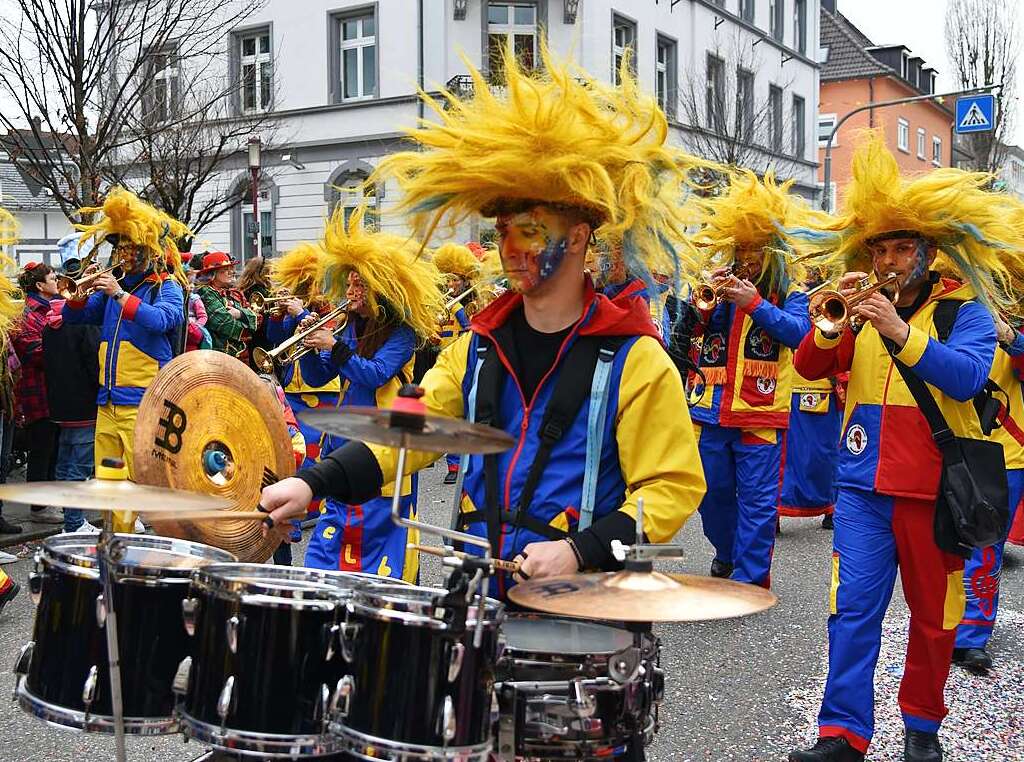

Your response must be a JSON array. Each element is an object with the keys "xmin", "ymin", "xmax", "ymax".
[{"xmin": 955, "ymin": 94, "xmax": 995, "ymax": 134}]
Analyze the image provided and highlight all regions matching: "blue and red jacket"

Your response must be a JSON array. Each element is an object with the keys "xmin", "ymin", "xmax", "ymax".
[
  {"xmin": 13, "ymin": 293, "xmax": 51, "ymax": 423},
  {"xmin": 62, "ymin": 272, "xmax": 184, "ymax": 407}
]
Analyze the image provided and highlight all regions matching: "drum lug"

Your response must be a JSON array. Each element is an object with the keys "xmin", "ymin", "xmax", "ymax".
[
  {"xmin": 172, "ymin": 656, "xmax": 192, "ymax": 696},
  {"xmin": 608, "ymin": 645, "xmax": 641, "ymax": 685},
  {"xmin": 11, "ymin": 642, "xmax": 33, "ymax": 699},
  {"xmin": 95, "ymin": 593, "xmax": 107, "ymax": 628},
  {"xmin": 330, "ymin": 674, "xmax": 354, "ymax": 718},
  {"xmin": 226, "ymin": 615, "xmax": 241, "ymax": 654},
  {"xmin": 568, "ymin": 677, "xmax": 596, "ymax": 718},
  {"xmin": 447, "ymin": 641, "xmax": 465, "ymax": 682},
  {"xmin": 437, "ymin": 694, "xmax": 456, "ymax": 744},
  {"xmin": 181, "ymin": 597, "xmax": 199, "ymax": 637},
  {"xmin": 495, "ymin": 686, "xmax": 516, "ymax": 761},
  {"xmin": 82, "ymin": 664, "xmax": 99, "ymax": 721},
  {"xmin": 339, "ymin": 622, "xmax": 360, "ymax": 662},
  {"xmin": 651, "ymin": 665, "xmax": 665, "ymax": 703},
  {"xmin": 315, "ymin": 683, "xmax": 331, "ymax": 733},
  {"xmin": 27, "ymin": 572, "xmax": 43, "ymax": 605},
  {"xmin": 216, "ymin": 675, "xmax": 235, "ymax": 733},
  {"xmin": 324, "ymin": 623, "xmax": 340, "ymax": 661}
]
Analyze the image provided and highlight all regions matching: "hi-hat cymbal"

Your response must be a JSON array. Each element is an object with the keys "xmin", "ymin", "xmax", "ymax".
[
  {"xmin": 507, "ymin": 570, "xmax": 777, "ymax": 622},
  {"xmin": 299, "ymin": 406, "xmax": 514, "ymax": 454},
  {"xmin": 0, "ymin": 479, "xmax": 232, "ymax": 513},
  {"xmin": 133, "ymin": 350, "xmax": 295, "ymax": 562}
]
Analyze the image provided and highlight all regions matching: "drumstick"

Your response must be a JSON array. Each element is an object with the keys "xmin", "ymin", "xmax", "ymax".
[
  {"xmin": 408, "ymin": 543, "xmax": 520, "ymax": 573},
  {"xmin": 147, "ymin": 510, "xmax": 274, "ymax": 522}
]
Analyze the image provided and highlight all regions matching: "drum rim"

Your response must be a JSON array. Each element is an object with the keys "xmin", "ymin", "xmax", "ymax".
[
  {"xmin": 38, "ymin": 533, "xmax": 237, "ymax": 581},
  {"xmin": 16, "ymin": 679, "xmax": 179, "ymax": 735},
  {"xmin": 176, "ymin": 708, "xmax": 338, "ymax": 756},
  {"xmin": 191, "ymin": 563, "xmax": 386, "ymax": 604},
  {"xmin": 501, "ymin": 613, "xmax": 637, "ymax": 656},
  {"xmin": 346, "ymin": 583, "xmax": 504, "ymax": 629},
  {"xmin": 329, "ymin": 721, "xmax": 493, "ymax": 761}
]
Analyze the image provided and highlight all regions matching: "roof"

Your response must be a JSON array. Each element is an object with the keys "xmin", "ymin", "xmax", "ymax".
[
  {"xmin": 0, "ymin": 154, "xmax": 64, "ymax": 213},
  {"xmin": 820, "ymin": 10, "xmax": 894, "ymax": 82}
]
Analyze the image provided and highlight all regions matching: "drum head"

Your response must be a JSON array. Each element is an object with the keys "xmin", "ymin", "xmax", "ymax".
[
  {"xmin": 40, "ymin": 533, "xmax": 236, "ymax": 579},
  {"xmin": 192, "ymin": 563, "xmax": 388, "ymax": 604},
  {"xmin": 503, "ymin": 614, "xmax": 634, "ymax": 656}
]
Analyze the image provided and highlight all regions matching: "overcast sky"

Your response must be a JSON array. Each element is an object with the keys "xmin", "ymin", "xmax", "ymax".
[{"xmin": 839, "ymin": 0, "xmax": 1023, "ymax": 143}]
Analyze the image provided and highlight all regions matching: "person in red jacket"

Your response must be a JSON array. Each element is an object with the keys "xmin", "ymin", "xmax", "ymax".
[{"xmin": 12, "ymin": 263, "xmax": 62, "ymax": 524}]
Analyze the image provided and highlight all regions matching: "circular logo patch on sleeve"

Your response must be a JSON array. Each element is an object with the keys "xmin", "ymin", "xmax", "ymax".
[{"xmin": 845, "ymin": 424, "xmax": 867, "ymax": 455}]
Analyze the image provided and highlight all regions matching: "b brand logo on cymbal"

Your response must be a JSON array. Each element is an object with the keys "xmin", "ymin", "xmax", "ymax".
[
  {"xmin": 536, "ymin": 580, "xmax": 582, "ymax": 598},
  {"xmin": 155, "ymin": 399, "xmax": 188, "ymax": 454}
]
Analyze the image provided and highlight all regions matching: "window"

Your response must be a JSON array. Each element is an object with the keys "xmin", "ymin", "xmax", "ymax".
[
  {"xmin": 916, "ymin": 128, "xmax": 926, "ymax": 159},
  {"xmin": 338, "ymin": 12, "xmax": 376, "ymax": 101},
  {"xmin": 706, "ymin": 54, "xmax": 726, "ymax": 132},
  {"xmin": 149, "ymin": 45, "xmax": 180, "ymax": 123},
  {"xmin": 769, "ymin": 0, "xmax": 784, "ymax": 41},
  {"xmin": 932, "ymin": 135, "xmax": 942, "ymax": 166},
  {"xmin": 818, "ymin": 113, "xmax": 837, "ymax": 146},
  {"xmin": 656, "ymin": 36, "xmax": 677, "ymax": 117},
  {"xmin": 792, "ymin": 94, "xmax": 806, "ymax": 157},
  {"xmin": 340, "ymin": 181, "xmax": 379, "ymax": 229},
  {"xmin": 488, "ymin": 2, "xmax": 537, "ymax": 84},
  {"xmin": 736, "ymin": 68, "xmax": 755, "ymax": 142},
  {"xmin": 897, "ymin": 118, "xmax": 909, "ymax": 152},
  {"xmin": 793, "ymin": 0, "xmax": 807, "ymax": 55},
  {"xmin": 612, "ymin": 16, "xmax": 637, "ymax": 84},
  {"xmin": 769, "ymin": 84, "xmax": 783, "ymax": 152},
  {"xmin": 740, "ymin": 0, "xmax": 755, "ymax": 23},
  {"xmin": 238, "ymin": 31, "xmax": 272, "ymax": 113}
]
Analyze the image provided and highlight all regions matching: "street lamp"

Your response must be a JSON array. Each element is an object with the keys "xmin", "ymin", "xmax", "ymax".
[{"xmin": 247, "ymin": 136, "xmax": 262, "ymax": 260}]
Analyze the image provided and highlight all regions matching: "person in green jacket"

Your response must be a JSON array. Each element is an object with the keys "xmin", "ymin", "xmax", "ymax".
[{"xmin": 196, "ymin": 251, "xmax": 258, "ymax": 362}]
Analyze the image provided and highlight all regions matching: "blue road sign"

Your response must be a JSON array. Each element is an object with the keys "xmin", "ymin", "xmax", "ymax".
[{"xmin": 955, "ymin": 94, "xmax": 995, "ymax": 134}]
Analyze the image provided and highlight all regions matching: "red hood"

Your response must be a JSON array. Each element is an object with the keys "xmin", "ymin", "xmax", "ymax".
[{"xmin": 471, "ymin": 277, "xmax": 660, "ymax": 341}]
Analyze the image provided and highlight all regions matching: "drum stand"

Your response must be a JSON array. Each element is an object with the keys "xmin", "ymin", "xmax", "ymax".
[{"xmin": 96, "ymin": 530, "xmax": 129, "ymax": 762}]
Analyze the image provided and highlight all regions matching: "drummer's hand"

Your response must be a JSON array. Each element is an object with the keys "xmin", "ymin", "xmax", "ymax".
[
  {"xmin": 259, "ymin": 478, "xmax": 313, "ymax": 538},
  {"xmin": 512, "ymin": 540, "xmax": 578, "ymax": 584}
]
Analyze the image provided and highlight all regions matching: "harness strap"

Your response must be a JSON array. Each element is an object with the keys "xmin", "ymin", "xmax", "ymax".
[{"xmin": 579, "ymin": 345, "xmax": 617, "ymax": 531}]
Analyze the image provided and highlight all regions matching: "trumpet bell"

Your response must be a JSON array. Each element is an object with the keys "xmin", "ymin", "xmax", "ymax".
[
  {"xmin": 251, "ymin": 346, "xmax": 275, "ymax": 374},
  {"xmin": 808, "ymin": 290, "xmax": 848, "ymax": 334},
  {"xmin": 693, "ymin": 283, "xmax": 719, "ymax": 311}
]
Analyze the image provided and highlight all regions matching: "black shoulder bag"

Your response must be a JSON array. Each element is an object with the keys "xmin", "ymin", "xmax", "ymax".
[{"xmin": 890, "ymin": 354, "xmax": 1009, "ymax": 558}]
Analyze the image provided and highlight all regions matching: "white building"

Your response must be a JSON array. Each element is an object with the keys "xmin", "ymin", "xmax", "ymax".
[
  {"xmin": 0, "ymin": 151, "xmax": 75, "ymax": 267},
  {"xmin": 998, "ymin": 144, "xmax": 1024, "ymax": 200},
  {"xmin": 158, "ymin": 0, "xmax": 821, "ymax": 260}
]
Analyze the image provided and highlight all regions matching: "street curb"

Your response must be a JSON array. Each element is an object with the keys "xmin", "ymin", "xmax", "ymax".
[{"xmin": 0, "ymin": 527, "xmax": 60, "ymax": 548}]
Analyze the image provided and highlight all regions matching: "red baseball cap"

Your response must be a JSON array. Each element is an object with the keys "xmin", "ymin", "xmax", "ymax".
[{"xmin": 199, "ymin": 251, "xmax": 237, "ymax": 272}]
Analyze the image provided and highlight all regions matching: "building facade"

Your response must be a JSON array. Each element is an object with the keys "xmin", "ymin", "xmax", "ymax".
[
  {"xmin": 154, "ymin": 0, "xmax": 820, "ymax": 260},
  {"xmin": 817, "ymin": 0, "xmax": 952, "ymax": 210},
  {"xmin": 0, "ymin": 151, "xmax": 75, "ymax": 267}
]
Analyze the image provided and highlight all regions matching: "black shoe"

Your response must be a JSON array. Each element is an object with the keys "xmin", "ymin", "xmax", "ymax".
[
  {"xmin": 822, "ymin": 513, "xmax": 834, "ymax": 530},
  {"xmin": 709, "ymin": 558, "xmax": 733, "ymax": 578},
  {"xmin": 789, "ymin": 736, "xmax": 864, "ymax": 762},
  {"xmin": 904, "ymin": 730, "xmax": 942, "ymax": 762},
  {"xmin": 0, "ymin": 580, "xmax": 20, "ymax": 617},
  {"xmin": 443, "ymin": 468, "xmax": 459, "ymax": 485},
  {"xmin": 0, "ymin": 516, "xmax": 22, "ymax": 534},
  {"xmin": 952, "ymin": 646, "xmax": 992, "ymax": 675}
]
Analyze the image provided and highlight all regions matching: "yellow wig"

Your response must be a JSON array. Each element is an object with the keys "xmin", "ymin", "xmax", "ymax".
[
  {"xmin": 76, "ymin": 188, "xmax": 192, "ymax": 286},
  {"xmin": 433, "ymin": 242, "xmax": 480, "ymax": 281},
  {"xmin": 272, "ymin": 242, "xmax": 327, "ymax": 296},
  {"xmin": 319, "ymin": 205, "xmax": 443, "ymax": 341},
  {"xmin": 816, "ymin": 132, "xmax": 1024, "ymax": 316},
  {"xmin": 693, "ymin": 170, "xmax": 833, "ymax": 294},
  {"xmin": 0, "ymin": 207, "xmax": 21, "ymax": 335},
  {"xmin": 373, "ymin": 44, "xmax": 709, "ymax": 295}
]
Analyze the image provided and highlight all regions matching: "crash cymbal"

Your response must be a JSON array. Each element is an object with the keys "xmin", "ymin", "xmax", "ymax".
[
  {"xmin": 0, "ymin": 479, "xmax": 232, "ymax": 513},
  {"xmin": 133, "ymin": 350, "xmax": 294, "ymax": 562},
  {"xmin": 507, "ymin": 570, "xmax": 777, "ymax": 622},
  {"xmin": 299, "ymin": 406, "xmax": 514, "ymax": 454}
]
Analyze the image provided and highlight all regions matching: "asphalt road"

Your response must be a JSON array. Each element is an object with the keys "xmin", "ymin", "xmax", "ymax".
[{"xmin": 0, "ymin": 473, "xmax": 1021, "ymax": 761}]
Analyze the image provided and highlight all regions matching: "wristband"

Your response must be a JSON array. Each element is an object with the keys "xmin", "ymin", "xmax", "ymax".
[
  {"xmin": 112, "ymin": 289, "xmax": 127, "ymax": 301},
  {"xmin": 564, "ymin": 536, "xmax": 584, "ymax": 571}
]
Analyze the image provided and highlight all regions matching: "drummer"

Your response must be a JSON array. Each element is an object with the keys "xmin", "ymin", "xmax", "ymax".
[
  {"xmin": 291, "ymin": 205, "xmax": 442, "ymax": 582},
  {"xmin": 260, "ymin": 48, "xmax": 708, "ymax": 598}
]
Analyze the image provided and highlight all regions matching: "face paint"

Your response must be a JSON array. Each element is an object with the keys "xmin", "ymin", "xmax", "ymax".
[
  {"xmin": 495, "ymin": 206, "xmax": 573, "ymax": 293},
  {"xmin": 908, "ymin": 239, "xmax": 930, "ymax": 282},
  {"xmin": 346, "ymin": 271, "xmax": 370, "ymax": 316}
]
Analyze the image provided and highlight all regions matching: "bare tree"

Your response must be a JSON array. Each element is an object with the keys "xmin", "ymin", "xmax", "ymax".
[
  {"xmin": 945, "ymin": 0, "xmax": 1019, "ymax": 173},
  {"xmin": 678, "ymin": 32, "xmax": 801, "ymax": 186},
  {"xmin": 0, "ymin": 0, "xmax": 266, "ymax": 223}
]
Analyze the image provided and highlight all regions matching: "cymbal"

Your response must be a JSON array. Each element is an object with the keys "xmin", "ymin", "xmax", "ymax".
[
  {"xmin": 507, "ymin": 570, "xmax": 777, "ymax": 622},
  {"xmin": 133, "ymin": 350, "xmax": 294, "ymax": 562},
  {"xmin": 299, "ymin": 406, "xmax": 514, "ymax": 454},
  {"xmin": 0, "ymin": 479, "xmax": 232, "ymax": 513}
]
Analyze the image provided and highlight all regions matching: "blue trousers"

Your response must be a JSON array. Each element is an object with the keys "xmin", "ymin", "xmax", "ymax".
[
  {"xmin": 696, "ymin": 423, "xmax": 781, "ymax": 587},
  {"xmin": 55, "ymin": 425, "xmax": 95, "ymax": 533},
  {"xmin": 304, "ymin": 477, "xmax": 419, "ymax": 583},
  {"xmin": 818, "ymin": 487, "xmax": 965, "ymax": 754},
  {"xmin": 955, "ymin": 467, "xmax": 1024, "ymax": 649},
  {"xmin": 779, "ymin": 393, "xmax": 840, "ymax": 517}
]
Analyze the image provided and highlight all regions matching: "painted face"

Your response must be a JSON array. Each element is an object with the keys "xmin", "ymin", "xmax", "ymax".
[
  {"xmin": 868, "ymin": 236, "xmax": 930, "ymax": 290},
  {"xmin": 495, "ymin": 206, "xmax": 573, "ymax": 293},
  {"xmin": 114, "ymin": 241, "xmax": 147, "ymax": 274},
  {"xmin": 734, "ymin": 247, "xmax": 765, "ymax": 282},
  {"xmin": 446, "ymin": 275, "xmax": 468, "ymax": 296},
  {"xmin": 346, "ymin": 271, "xmax": 370, "ymax": 316}
]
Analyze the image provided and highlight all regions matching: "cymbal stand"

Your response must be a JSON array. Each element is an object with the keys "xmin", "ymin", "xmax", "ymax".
[
  {"xmin": 610, "ymin": 498, "xmax": 686, "ymax": 571},
  {"xmin": 96, "ymin": 530, "xmax": 128, "ymax": 762}
]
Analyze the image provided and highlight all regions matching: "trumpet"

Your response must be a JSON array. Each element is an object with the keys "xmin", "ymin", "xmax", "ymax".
[
  {"xmin": 56, "ymin": 262, "xmax": 124, "ymax": 300},
  {"xmin": 251, "ymin": 301, "xmax": 350, "ymax": 373},
  {"xmin": 807, "ymin": 273, "xmax": 901, "ymax": 333},
  {"xmin": 250, "ymin": 291, "xmax": 302, "ymax": 313},
  {"xmin": 693, "ymin": 261, "xmax": 756, "ymax": 310}
]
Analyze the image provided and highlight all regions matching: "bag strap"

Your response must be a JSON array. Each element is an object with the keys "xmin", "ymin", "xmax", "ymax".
[
  {"xmin": 933, "ymin": 299, "xmax": 964, "ymax": 344},
  {"xmin": 579, "ymin": 341, "xmax": 624, "ymax": 530}
]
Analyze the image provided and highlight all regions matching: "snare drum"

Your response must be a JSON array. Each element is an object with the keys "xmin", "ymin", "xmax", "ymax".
[
  {"xmin": 176, "ymin": 564, "xmax": 388, "ymax": 758},
  {"xmin": 13, "ymin": 533, "xmax": 235, "ymax": 734},
  {"xmin": 330, "ymin": 584, "xmax": 504, "ymax": 762},
  {"xmin": 494, "ymin": 614, "xmax": 663, "ymax": 761}
]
